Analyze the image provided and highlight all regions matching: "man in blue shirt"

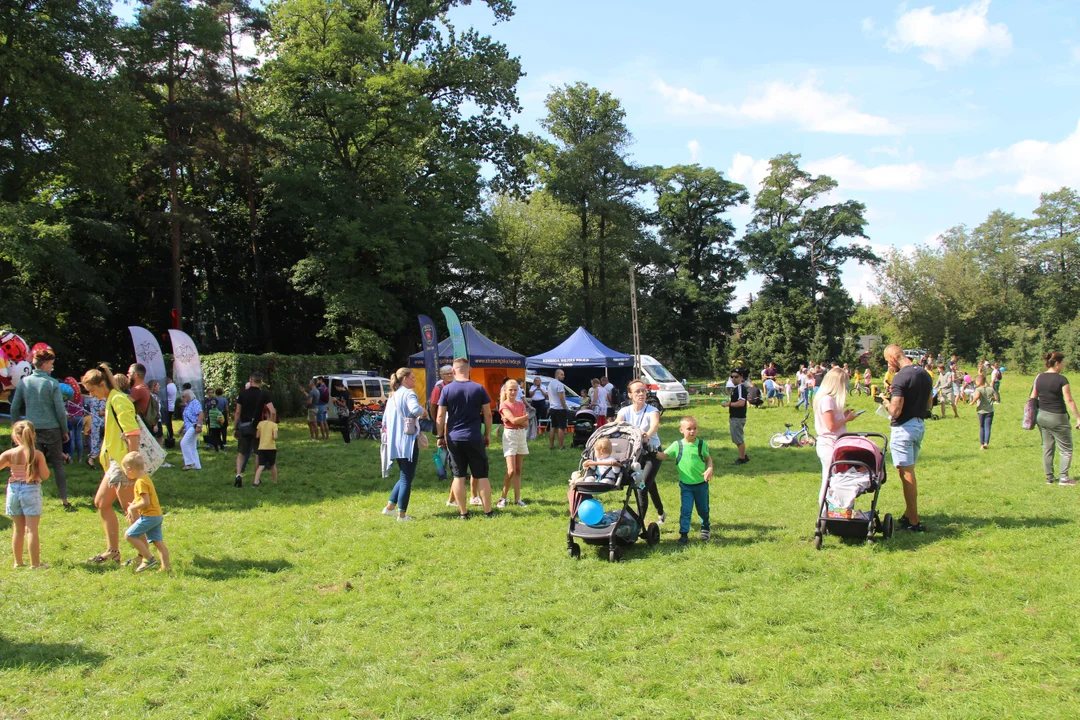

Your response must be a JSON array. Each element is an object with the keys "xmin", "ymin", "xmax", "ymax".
[{"xmin": 437, "ymin": 357, "xmax": 493, "ymax": 519}]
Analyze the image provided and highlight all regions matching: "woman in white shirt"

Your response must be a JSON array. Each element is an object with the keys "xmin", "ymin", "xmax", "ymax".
[
  {"xmin": 813, "ymin": 367, "xmax": 861, "ymax": 507},
  {"xmin": 527, "ymin": 377, "xmax": 547, "ymax": 420},
  {"xmin": 589, "ymin": 378, "xmax": 609, "ymax": 427},
  {"xmin": 616, "ymin": 379, "xmax": 666, "ymax": 523}
]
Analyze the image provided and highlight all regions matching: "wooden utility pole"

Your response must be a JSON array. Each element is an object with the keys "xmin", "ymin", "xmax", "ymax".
[{"xmin": 629, "ymin": 267, "xmax": 641, "ymax": 378}]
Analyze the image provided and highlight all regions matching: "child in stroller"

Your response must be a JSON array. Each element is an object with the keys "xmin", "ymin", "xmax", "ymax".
[{"xmin": 567, "ymin": 422, "xmax": 660, "ymax": 562}]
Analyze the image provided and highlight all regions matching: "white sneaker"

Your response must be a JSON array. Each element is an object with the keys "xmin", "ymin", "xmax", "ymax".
[
  {"xmin": 657, "ymin": 514, "xmax": 666, "ymax": 524},
  {"xmin": 446, "ymin": 499, "xmax": 457, "ymax": 506},
  {"xmin": 381, "ymin": 507, "xmax": 396, "ymax": 517},
  {"xmin": 469, "ymin": 496, "xmax": 482, "ymax": 506},
  {"xmin": 162, "ymin": 462, "xmax": 174, "ymax": 468},
  {"xmin": 516, "ymin": 500, "xmax": 527, "ymax": 508},
  {"xmin": 396, "ymin": 515, "xmax": 415, "ymax": 522},
  {"xmin": 496, "ymin": 498, "xmax": 507, "ymax": 508}
]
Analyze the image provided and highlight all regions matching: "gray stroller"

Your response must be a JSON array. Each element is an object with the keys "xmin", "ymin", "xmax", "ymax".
[{"xmin": 566, "ymin": 421, "xmax": 661, "ymax": 562}]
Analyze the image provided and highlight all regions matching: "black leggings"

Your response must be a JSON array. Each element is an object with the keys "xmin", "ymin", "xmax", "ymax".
[
  {"xmin": 339, "ymin": 417, "xmax": 351, "ymax": 444},
  {"xmin": 635, "ymin": 451, "xmax": 665, "ymax": 519}
]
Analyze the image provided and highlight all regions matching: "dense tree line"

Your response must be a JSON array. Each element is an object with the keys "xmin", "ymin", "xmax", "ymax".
[
  {"xmin": 1, "ymin": 0, "xmax": 882, "ymax": 378},
  {"xmin": 874, "ymin": 188, "xmax": 1080, "ymax": 372}
]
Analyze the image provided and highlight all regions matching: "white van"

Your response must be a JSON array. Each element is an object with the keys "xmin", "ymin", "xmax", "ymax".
[{"xmin": 637, "ymin": 355, "xmax": 688, "ymax": 409}]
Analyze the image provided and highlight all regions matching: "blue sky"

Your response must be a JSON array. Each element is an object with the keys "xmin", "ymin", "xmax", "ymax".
[{"xmin": 451, "ymin": 0, "xmax": 1080, "ymax": 307}]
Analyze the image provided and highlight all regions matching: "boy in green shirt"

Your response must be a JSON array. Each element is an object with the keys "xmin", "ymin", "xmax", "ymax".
[{"xmin": 657, "ymin": 416, "xmax": 714, "ymax": 545}]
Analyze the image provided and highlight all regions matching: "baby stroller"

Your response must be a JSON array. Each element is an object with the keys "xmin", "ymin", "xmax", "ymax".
[
  {"xmin": 567, "ymin": 421, "xmax": 660, "ymax": 562},
  {"xmin": 571, "ymin": 407, "xmax": 599, "ymax": 448},
  {"xmin": 813, "ymin": 432, "xmax": 893, "ymax": 549}
]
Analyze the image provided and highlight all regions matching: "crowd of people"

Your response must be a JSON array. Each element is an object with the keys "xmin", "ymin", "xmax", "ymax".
[{"xmin": 4, "ymin": 343, "xmax": 1079, "ymax": 570}]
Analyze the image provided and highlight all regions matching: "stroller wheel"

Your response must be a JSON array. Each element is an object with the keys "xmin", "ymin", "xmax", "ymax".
[
  {"xmin": 883, "ymin": 513, "xmax": 894, "ymax": 539},
  {"xmin": 645, "ymin": 522, "xmax": 660, "ymax": 546},
  {"xmin": 816, "ymin": 518, "xmax": 826, "ymax": 534},
  {"xmin": 569, "ymin": 542, "xmax": 581, "ymax": 559},
  {"xmin": 608, "ymin": 548, "xmax": 621, "ymax": 563},
  {"xmin": 813, "ymin": 534, "xmax": 822, "ymax": 550}
]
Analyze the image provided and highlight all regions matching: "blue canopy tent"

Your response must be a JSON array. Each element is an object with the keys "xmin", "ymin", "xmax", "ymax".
[
  {"xmin": 526, "ymin": 327, "xmax": 635, "ymax": 393},
  {"xmin": 408, "ymin": 322, "xmax": 525, "ymax": 408}
]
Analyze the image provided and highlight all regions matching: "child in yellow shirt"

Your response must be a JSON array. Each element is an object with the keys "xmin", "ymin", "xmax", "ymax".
[
  {"xmin": 121, "ymin": 451, "xmax": 171, "ymax": 573},
  {"xmin": 254, "ymin": 410, "xmax": 279, "ymax": 487}
]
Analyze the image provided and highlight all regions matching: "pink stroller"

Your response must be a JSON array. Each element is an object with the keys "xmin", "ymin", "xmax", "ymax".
[{"xmin": 814, "ymin": 433, "xmax": 894, "ymax": 548}]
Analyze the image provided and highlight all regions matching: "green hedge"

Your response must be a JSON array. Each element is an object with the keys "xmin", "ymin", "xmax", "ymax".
[{"xmin": 198, "ymin": 353, "xmax": 369, "ymax": 418}]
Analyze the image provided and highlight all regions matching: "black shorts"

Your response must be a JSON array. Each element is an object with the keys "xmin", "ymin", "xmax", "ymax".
[
  {"xmin": 549, "ymin": 409, "xmax": 568, "ymax": 430},
  {"xmin": 446, "ymin": 439, "xmax": 488, "ymax": 479},
  {"xmin": 257, "ymin": 449, "xmax": 277, "ymax": 468}
]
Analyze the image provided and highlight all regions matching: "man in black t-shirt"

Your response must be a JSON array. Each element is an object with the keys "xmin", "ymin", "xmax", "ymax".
[
  {"xmin": 884, "ymin": 344, "xmax": 932, "ymax": 532},
  {"xmin": 233, "ymin": 371, "xmax": 275, "ymax": 487},
  {"xmin": 722, "ymin": 368, "xmax": 750, "ymax": 465}
]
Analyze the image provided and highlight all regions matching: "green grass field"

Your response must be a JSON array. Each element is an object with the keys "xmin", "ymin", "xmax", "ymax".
[{"xmin": 2, "ymin": 374, "xmax": 1080, "ymax": 719}]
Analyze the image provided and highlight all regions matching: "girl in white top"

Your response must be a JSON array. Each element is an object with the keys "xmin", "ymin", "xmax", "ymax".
[
  {"xmin": 615, "ymin": 380, "xmax": 666, "ymax": 523},
  {"xmin": 813, "ymin": 367, "xmax": 862, "ymax": 508}
]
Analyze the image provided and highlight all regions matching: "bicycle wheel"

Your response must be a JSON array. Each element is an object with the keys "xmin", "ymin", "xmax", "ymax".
[{"xmin": 769, "ymin": 432, "xmax": 788, "ymax": 449}]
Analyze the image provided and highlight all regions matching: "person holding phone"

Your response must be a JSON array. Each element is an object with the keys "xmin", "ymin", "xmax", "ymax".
[{"xmin": 813, "ymin": 367, "xmax": 862, "ymax": 508}]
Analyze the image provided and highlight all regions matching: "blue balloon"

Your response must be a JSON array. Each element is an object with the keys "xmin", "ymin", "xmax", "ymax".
[
  {"xmin": 577, "ymin": 498, "xmax": 604, "ymax": 526},
  {"xmin": 59, "ymin": 383, "xmax": 74, "ymax": 399}
]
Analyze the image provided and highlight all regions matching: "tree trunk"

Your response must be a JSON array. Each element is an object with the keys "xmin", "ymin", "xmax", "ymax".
[
  {"xmin": 225, "ymin": 9, "xmax": 273, "ymax": 350},
  {"xmin": 167, "ymin": 47, "xmax": 182, "ymax": 328}
]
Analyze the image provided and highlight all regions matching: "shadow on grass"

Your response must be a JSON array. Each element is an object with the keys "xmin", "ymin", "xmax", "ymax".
[
  {"xmin": 0, "ymin": 516, "xmax": 9, "ymax": 531},
  {"xmin": 878, "ymin": 513, "xmax": 1071, "ymax": 550},
  {"xmin": 186, "ymin": 555, "xmax": 293, "ymax": 581},
  {"xmin": 572, "ymin": 522, "xmax": 783, "ymax": 562},
  {"xmin": 0, "ymin": 636, "xmax": 107, "ymax": 669}
]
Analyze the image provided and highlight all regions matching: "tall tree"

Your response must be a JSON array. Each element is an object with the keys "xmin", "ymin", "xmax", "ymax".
[
  {"xmin": 532, "ymin": 82, "xmax": 641, "ymax": 334},
  {"xmin": 648, "ymin": 164, "xmax": 747, "ymax": 375},
  {"xmin": 257, "ymin": 0, "xmax": 525, "ymax": 362},
  {"xmin": 123, "ymin": 0, "xmax": 227, "ymax": 328}
]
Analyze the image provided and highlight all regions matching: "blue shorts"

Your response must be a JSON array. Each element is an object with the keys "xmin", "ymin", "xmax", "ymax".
[
  {"xmin": 890, "ymin": 418, "xmax": 925, "ymax": 468},
  {"xmin": 316, "ymin": 404, "xmax": 328, "ymax": 423},
  {"xmin": 6, "ymin": 482, "xmax": 43, "ymax": 517},
  {"xmin": 126, "ymin": 514, "xmax": 164, "ymax": 543}
]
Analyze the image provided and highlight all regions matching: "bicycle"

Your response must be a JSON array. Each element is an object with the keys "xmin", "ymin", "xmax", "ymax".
[
  {"xmin": 769, "ymin": 412, "xmax": 816, "ymax": 448},
  {"xmin": 350, "ymin": 408, "xmax": 383, "ymax": 441}
]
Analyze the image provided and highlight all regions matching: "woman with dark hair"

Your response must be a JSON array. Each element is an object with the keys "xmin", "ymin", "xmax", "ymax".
[
  {"xmin": 1031, "ymin": 352, "xmax": 1080, "ymax": 485},
  {"xmin": 616, "ymin": 378, "xmax": 666, "ymax": 524},
  {"xmin": 81, "ymin": 364, "xmax": 140, "ymax": 564}
]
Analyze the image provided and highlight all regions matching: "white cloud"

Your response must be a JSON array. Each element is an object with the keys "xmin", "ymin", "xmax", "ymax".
[
  {"xmin": 1072, "ymin": 46, "xmax": 1080, "ymax": 64},
  {"xmin": 687, "ymin": 139, "xmax": 701, "ymax": 162},
  {"xmin": 951, "ymin": 119, "xmax": 1080, "ymax": 195},
  {"xmin": 886, "ymin": 0, "xmax": 1012, "ymax": 70},
  {"xmin": 726, "ymin": 153, "xmax": 771, "ymax": 192},
  {"xmin": 652, "ymin": 77, "xmax": 900, "ymax": 135},
  {"xmin": 805, "ymin": 155, "xmax": 930, "ymax": 191},
  {"xmin": 861, "ymin": 17, "xmax": 876, "ymax": 34}
]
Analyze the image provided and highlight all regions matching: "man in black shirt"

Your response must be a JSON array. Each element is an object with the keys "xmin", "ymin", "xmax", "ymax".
[
  {"xmin": 233, "ymin": 371, "xmax": 275, "ymax": 487},
  {"xmin": 722, "ymin": 368, "xmax": 750, "ymax": 465},
  {"xmin": 884, "ymin": 344, "xmax": 932, "ymax": 532}
]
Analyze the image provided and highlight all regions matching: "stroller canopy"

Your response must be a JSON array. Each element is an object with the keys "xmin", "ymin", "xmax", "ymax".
[
  {"xmin": 583, "ymin": 421, "xmax": 644, "ymax": 464},
  {"xmin": 831, "ymin": 435, "xmax": 885, "ymax": 477}
]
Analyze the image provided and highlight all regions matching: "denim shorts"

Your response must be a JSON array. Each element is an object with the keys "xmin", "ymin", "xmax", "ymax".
[
  {"xmin": 890, "ymin": 418, "xmax": 925, "ymax": 468},
  {"xmin": 6, "ymin": 482, "xmax": 43, "ymax": 517},
  {"xmin": 126, "ymin": 514, "xmax": 164, "ymax": 543},
  {"xmin": 316, "ymin": 404, "xmax": 327, "ymax": 423}
]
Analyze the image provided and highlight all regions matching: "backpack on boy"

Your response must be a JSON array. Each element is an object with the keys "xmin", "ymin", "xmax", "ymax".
[{"xmin": 675, "ymin": 438, "xmax": 705, "ymax": 463}]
